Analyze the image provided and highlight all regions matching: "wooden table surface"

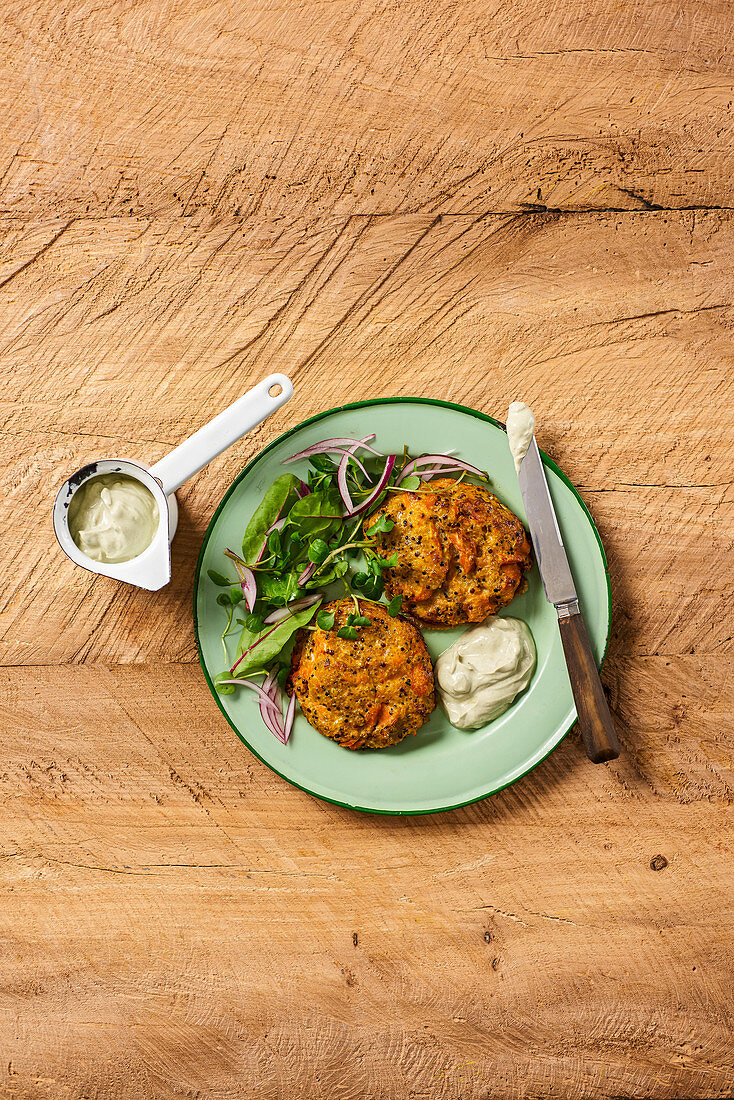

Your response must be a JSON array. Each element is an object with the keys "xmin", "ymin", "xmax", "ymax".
[{"xmin": 1, "ymin": 2, "xmax": 733, "ymax": 1097}]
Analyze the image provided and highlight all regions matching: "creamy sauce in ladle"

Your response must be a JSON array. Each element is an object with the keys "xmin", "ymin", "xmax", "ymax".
[{"xmin": 68, "ymin": 474, "xmax": 159, "ymax": 564}]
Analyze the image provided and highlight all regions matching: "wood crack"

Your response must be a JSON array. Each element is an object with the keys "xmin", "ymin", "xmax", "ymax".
[
  {"xmin": 585, "ymin": 303, "xmax": 733, "ymax": 327},
  {"xmin": 0, "ymin": 220, "xmax": 75, "ymax": 291}
]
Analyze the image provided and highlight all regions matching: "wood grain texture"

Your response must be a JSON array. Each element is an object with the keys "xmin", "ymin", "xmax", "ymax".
[
  {"xmin": 1, "ymin": 0, "xmax": 733, "ymax": 1096},
  {"xmin": 0, "ymin": 0, "xmax": 733, "ymax": 219},
  {"xmin": 2, "ymin": 211, "xmax": 732, "ymax": 667}
]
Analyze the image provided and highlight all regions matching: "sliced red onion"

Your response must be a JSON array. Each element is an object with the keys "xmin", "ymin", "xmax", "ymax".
[
  {"xmin": 419, "ymin": 464, "xmax": 441, "ymax": 480},
  {"xmin": 283, "ymin": 435, "xmax": 381, "ymax": 464},
  {"xmin": 262, "ymin": 594, "xmax": 320, "ymax": 625},
  {"xmin": 337, "ymin": 446, "xmax": 357, "ymax": 513},
  {"xmin": 225, "ymin": 548, "xmax": 257, "ymax": 611},
  {"xmin": 271, "ymin": 681, "xmax": 289, "ymax": 744},
  {"xmin": 397, "ymin": 455, "xmax": 487, "ymax": 484},
  {"xmin": 282, "ymin": 691, "xmax": 297, "ymax": 743},
  {"xmin": 221, "ymin": 672, "xmax": 296, "ymax": 745},
  {"xmin": 332, "ymin": 448, "xmax": 371, "ymax": 480},
  {"xmin": 259, "ymin": 672, "xmax": 286, "ymax": 742},
  {"xmin": 344, "ymin": 454, "xmax": 396, "ymax": 516},
  {"xmin": 216, "ymin": 677, "xmax": 282, "ymax": 717},
  {"xmin": 420, "ymin": 464, "xmax": 464, "ymax": 481},
  {"xmin": 297, "ymin": 561, "xmax": 318, "ymax": 586}
]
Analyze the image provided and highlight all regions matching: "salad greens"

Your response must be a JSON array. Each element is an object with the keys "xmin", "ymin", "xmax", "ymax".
[
  {"xmin": 241, "ymin": 474, "xmax": 302, "ymax": 564},
  {"xmin": 207, "ymin": 433, "xmax": 488, "ymax": 743}
]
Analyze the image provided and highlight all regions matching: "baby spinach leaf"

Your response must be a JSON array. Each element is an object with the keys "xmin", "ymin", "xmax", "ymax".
[
  {"xmin": 267, "ymin": 528, "xmax": 282, "ymax": 555},
  {"xmin": 241, "ymin": 474, "xmax": 301, "ymax": 564},
  {"xmin": 214, "ymin": 672, "xmax": 236, "ymax": 695},
  {"xmin": 233, "ymin": 598, "xmax": 321, "ymax": 676},
  {"xmin": 287, "ymin": 492, "xmax": 342, "ymax": 538},
  {"xmin": 258, "ymin": 571, "xmax": 300, "ymax": 605}
]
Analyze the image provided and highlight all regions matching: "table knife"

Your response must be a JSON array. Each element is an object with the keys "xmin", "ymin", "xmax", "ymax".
[{"xmin": 517, "ymin": 437, "xmax": 620, "ymax": 763}]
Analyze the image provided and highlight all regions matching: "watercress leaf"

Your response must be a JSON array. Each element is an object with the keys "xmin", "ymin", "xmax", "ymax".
[
  {"xmin": 387, "ymin": 595, "xmax": 403, "ymax": 616},
  {"xmin": 346, "ymin": 613, "xmax": 356, "ymax": 626},
  {"xmin": 362, "ymin": 574, "xmax": 384, "ymax": 599},
  {"xmin": 233, "ymin": 599, "xmax": 322, "ymax": 676},
  {"xmin": 307, "ymin": 538, "xmax": 329, "ymax": 564},
  {"xmin": 214, "ymin": 672, "xmax": 236, "ymax": 695},
  {"xmin": 317, "ymin": 610, "xmax": 335, "ymax": 630},
  {"xmin": 276, "ymin": 665, "xmax": 290, "ymax": 689},
  {"xmin": 208, "ymin": 569, "xmax": 232, "ymax": 586},
  {"xmin": 337, "ymin": 626, "xmax": 359, "ymax": 640},
  {"xmin": 367, "ymin": 513, "xmax": 395, "ymax": 535},
  {"xmin": 283, "ymin": 531, "xmax": 304, "ymax": 561},
  {"xmin": 267, "ymin": 528, "xmax": 282, "ymax": 556},
  {"xmin": 401, "ymin": 475, "xmax": 421, "ymax": 490},
  {"xmin": 241, "ymin": 474, "xmax": 302, "ymax": 564},
  {"xmin": 352, "ymin": 571, "xmax": 369, "ymax": 590},
  {"xmin": 245, "ymin": 613, "xmax": 264, "ymax": 632},
  {"xmin": 370, "ymin": 551, "xmax": 398, "ymax": 573},
  {"xmin": 216, "ymin": 592, "xmax": 232, "ymax": 607},
  {"xmin": 308, "ymin": 454, "xmax": 338, "ymax": 474},
  {"xmin": 312, "ymin": 558, "xmax": 349, "ymax": 586},
  {"xmin": 230, "ymin": 587, "xmax": 244, "ymax": 604},
  {"xmin": 353, "ymin": 615, "xmax": 371, "ymax": 627}
]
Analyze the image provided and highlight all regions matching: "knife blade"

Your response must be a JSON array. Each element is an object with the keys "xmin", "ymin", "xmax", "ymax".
[
  {"xmin": 517, "ymin": 436, "xmax": 620, "ymax": 763},
  {"xmin": 518, "ymin": 438, "xmax": 578, "ymax": 610}
]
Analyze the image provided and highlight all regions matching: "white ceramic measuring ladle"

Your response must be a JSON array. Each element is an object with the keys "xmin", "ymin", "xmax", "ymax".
[{"xmin": 53, "ymin": 373, "xmax": 293, "ymax": 591}]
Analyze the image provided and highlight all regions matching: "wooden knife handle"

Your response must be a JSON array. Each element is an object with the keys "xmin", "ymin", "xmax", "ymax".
[{"xmin": 558, "ymin": 610, "xmax": 620, "ymax": 763}]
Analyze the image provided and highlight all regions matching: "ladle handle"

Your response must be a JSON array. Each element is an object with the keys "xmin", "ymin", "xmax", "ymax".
[{"xmin": 150, "ymin": 374, "xmax": 293, "ymax": 495}]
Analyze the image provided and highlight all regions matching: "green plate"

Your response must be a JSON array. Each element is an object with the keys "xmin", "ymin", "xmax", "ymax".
[{"xmin": 193, "ymin": 398, "xmax": 611, "ymax": 815}]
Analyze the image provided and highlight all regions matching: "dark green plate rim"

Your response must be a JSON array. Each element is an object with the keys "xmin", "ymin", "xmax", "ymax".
[{"xmin": 193, "ymin": 396, "xmax": 612, "ymax": 816}]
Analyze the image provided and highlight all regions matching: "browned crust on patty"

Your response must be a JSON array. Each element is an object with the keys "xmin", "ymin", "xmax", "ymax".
[
  {"xmin": 289, "ymin": 599, "xmax": 435, "ymax": 750},
  {"xmin": 365, "ymin": 479, "xmax": 532, "ymax": 628}
]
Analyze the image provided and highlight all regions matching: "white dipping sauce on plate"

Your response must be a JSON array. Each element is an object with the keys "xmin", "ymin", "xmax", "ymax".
[
  {"xmin": 507, "ymin": 401, "xmax": 536, "ymax": 473},
  {"xmin": 69, "ymin": 474, "xmax": 158, "ymax": 563},
  {"xmin": 436, "ymin": 616, "xmax": 536, "ymax": 729}
]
